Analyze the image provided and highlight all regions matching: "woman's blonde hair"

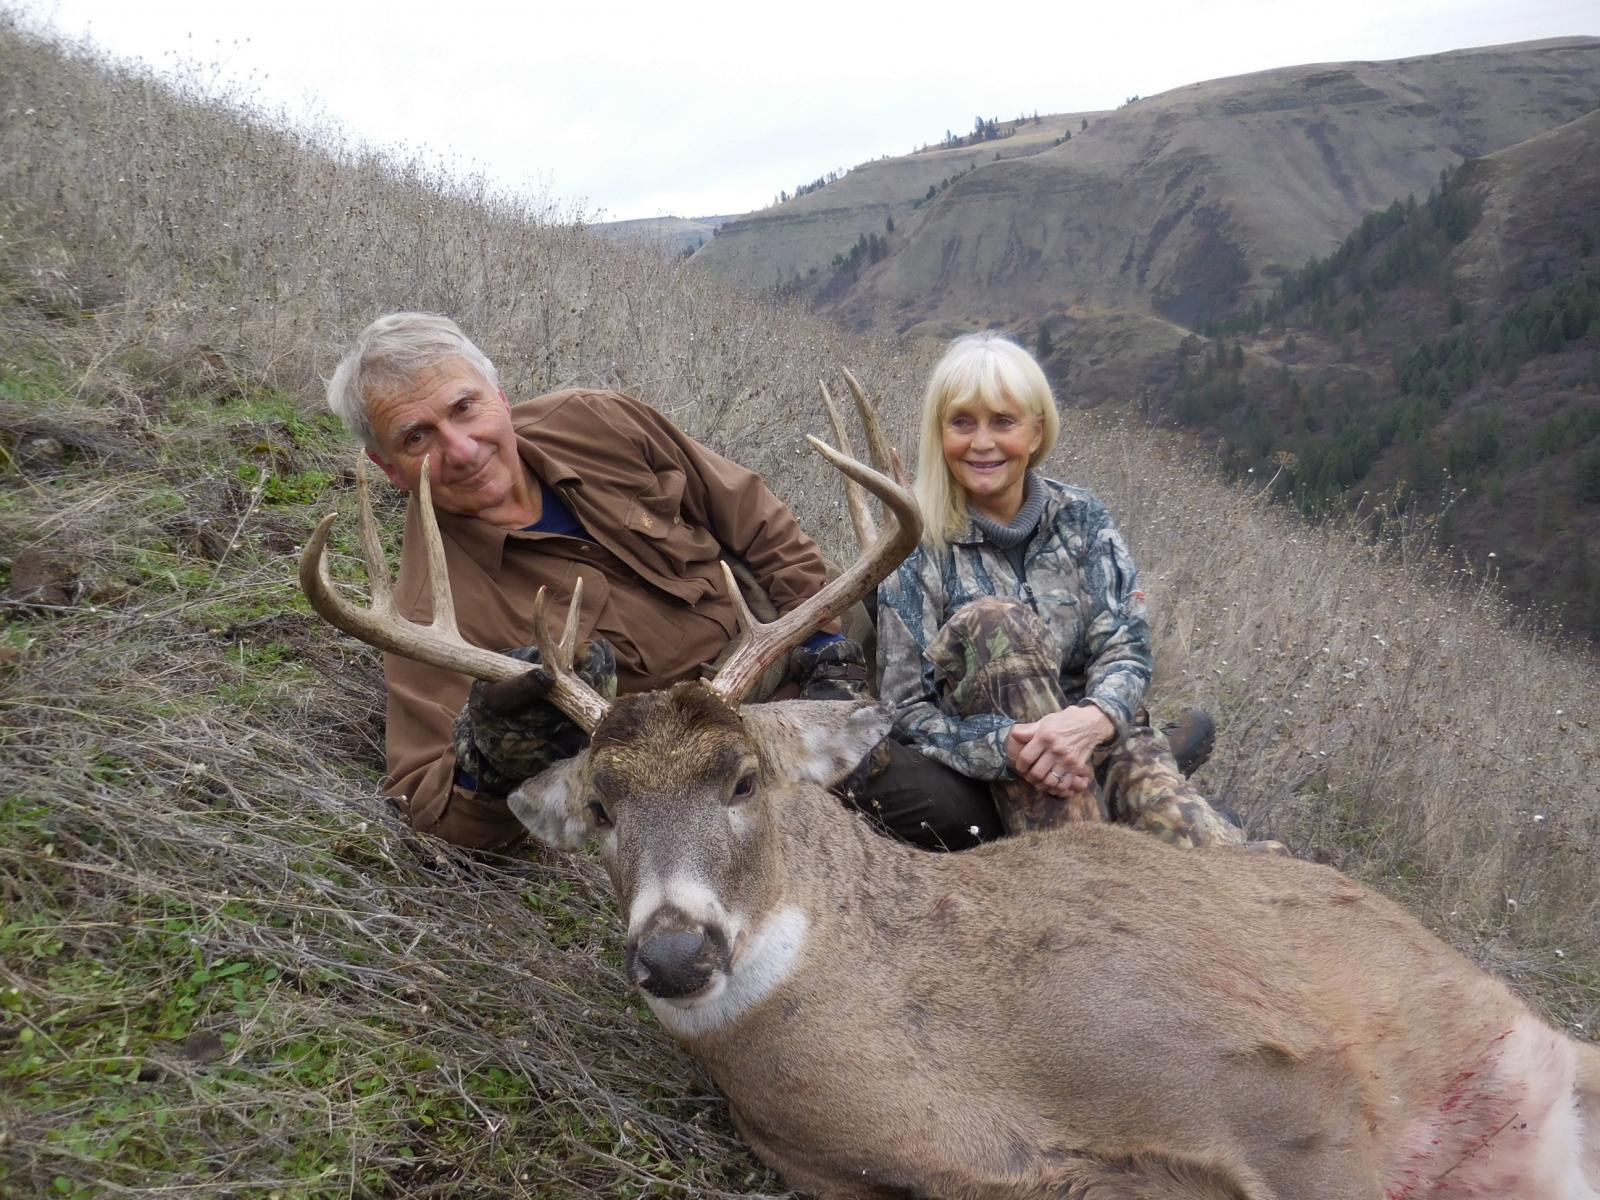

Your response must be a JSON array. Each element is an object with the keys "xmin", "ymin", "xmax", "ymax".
[{"xmin": 912, "ymin": 331, "xmax": 1060, "ymax": 550}]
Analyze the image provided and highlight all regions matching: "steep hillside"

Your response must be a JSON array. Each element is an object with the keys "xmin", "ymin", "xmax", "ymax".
[
  {"xmin": 1172, "ymin": 109, "xmax": 1600, "ymax": 635},
  {"xmin": 693, "ymin": 38, "xmax": 1599, "ymax": 343}
]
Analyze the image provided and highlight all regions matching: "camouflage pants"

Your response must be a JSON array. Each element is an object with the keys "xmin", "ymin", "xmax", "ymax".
[{"xmin": 926, "ymin": 597, "xmax": 1245, "ymax": 850}]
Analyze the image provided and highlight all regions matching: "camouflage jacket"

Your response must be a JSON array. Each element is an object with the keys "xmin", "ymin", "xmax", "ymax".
[{"xmin": 876, "ymin": 477, "xmax": 1152, "ymax": 780}]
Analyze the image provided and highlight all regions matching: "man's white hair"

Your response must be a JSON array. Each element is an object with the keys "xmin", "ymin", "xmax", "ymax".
[{"xmin": 326, "ymin": 312, "xmax": 501, "ymax": 450}]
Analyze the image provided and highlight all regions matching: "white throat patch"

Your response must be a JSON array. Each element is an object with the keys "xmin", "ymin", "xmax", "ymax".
[{"xmin": 645, "ymin": 905, "xmax": 808, "ymax": 1039}]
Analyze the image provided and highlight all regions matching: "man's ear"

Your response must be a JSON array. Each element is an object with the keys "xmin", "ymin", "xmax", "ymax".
[
  {"xmin": 743, "ymin": 700, "xmax": 893, "ymax": 787},
  {"xmin": 507, "ymin": 753, "xmax": 597, "ymax": 852},
  {"xmin": 366, "ymin": 448, "xmax": 409, "ymax": 491}
]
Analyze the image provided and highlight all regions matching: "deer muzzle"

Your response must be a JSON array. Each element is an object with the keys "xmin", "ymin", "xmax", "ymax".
[{"xmin": 627, "ymin": 920, "xmax": 731, "ymax": 1000}]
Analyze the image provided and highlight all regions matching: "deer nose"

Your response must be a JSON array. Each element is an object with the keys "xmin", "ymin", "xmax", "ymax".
[{"xmin": 628, "ymin": 929, "xmax": 718, "ymax": 999}]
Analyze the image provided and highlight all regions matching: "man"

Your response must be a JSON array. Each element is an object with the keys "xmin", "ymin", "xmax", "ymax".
[{"xmin": 325, "ymin": 312, "xmax": 999, "ymax": 850}]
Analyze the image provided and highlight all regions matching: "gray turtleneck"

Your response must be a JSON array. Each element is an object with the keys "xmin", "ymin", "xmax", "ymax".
[{"xmin": 970, "ymin": 470, "xmax": 1047, "ymax": 578}]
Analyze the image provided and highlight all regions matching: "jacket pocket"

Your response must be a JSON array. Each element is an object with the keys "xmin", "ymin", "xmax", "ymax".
[{"xmin": 624, "ymin": 467, "xmax": 686, "ymax": 539}]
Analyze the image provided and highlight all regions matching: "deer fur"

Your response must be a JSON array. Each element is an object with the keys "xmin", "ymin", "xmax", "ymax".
[{"xmin": 510, "ymin": 689, "xmax": 1600, "ymax": 1200}]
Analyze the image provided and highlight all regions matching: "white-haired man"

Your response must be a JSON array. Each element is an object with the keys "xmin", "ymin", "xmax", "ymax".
[{"xmin": 325, "ymin": 312, "xmax": 1001, "ymax": 850}]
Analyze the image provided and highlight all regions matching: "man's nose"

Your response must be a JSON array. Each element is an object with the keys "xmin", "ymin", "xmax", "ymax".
[{"xmin": 435, "ymin": 422, "xmax": 476, "ymax": 463}]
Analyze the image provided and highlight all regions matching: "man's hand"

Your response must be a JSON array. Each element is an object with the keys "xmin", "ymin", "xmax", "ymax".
[
  {"xmin": 453, "ymin": 638, "xmax": 617, "ymax": 794},
  {"xmin": 1006, "ymin": 705, "xmax": 1115, "ymax": 797}
]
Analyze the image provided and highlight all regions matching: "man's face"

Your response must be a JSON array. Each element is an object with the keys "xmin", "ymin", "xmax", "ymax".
[{"xmin": 365, "ymin": 357, "xmax": 524, "ymax": 520}]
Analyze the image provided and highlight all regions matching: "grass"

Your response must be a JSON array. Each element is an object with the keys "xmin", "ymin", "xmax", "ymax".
[{"xmin": 0, "ymin": 10, "xmax": 1595, "ymax": 1198}]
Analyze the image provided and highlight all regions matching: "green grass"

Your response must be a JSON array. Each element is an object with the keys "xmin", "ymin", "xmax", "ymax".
[{"xmin": 0, "ymin": 302, "xmax": 772, "ymax": 1198}]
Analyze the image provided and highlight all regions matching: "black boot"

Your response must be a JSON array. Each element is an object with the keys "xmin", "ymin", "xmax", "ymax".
[
  {"xmin": 1161, "ymin": 708, "xmax": 1216, "ymax": 778},
  {"xmin": 791, "ymin": 637, "xmax": 871, "ymax": 701}
]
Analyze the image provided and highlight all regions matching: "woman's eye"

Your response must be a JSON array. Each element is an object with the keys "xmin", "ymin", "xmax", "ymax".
[{"xmin": 587, "ymin": 800, "xmax": 612, "ymax": 828}]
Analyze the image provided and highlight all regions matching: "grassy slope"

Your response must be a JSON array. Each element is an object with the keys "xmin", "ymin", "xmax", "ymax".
[{"xmin": 1, "ymin": 15, "xmax": 1597, "ymax": 1200}]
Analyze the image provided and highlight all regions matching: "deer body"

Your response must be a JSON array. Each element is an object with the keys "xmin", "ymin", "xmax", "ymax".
[
  {"xmin": 517, "ymin": 689, "xmax": 1599, "ymax": 1200},
  {"xmin": 304, "ymin": 425, "xmax": 1599, "ymax": 1200}
]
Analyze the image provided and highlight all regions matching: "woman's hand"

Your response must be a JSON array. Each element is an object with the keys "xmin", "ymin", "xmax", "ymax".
[{"xmin": 1006, "ymin": 705, "xmax": 1115, "ymax": 796}]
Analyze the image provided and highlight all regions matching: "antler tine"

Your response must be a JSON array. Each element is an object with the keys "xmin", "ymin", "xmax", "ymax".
[
  {"xmin": 354, "ymin": 457, "xmax": 392, "ymax": 611},
  {"xmin": 841, "ymin": 366, "xmax": 910, "ymax": 489},
  {"xmin": 708, "ymin": 436, "xmax": 921, "ymax": 705},
  {"xmin": 415, "ymin": 458, "xmax": 458, "ymax": 641},
  {"xmin": 530, "ymin": 581, "xmax": 609, "ymax": 733},
  {"xmin": 818, "ymin": 379, "xmax": 879, "ymax": 549},
  {"xmin": 299, "ymin": 454, "xmax": 537, "ymax": 687}
]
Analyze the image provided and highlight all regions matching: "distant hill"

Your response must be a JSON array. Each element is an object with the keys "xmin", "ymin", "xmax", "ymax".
[
  {"xmin": 593, "ymin": 214, "xmax": 733, "ymax": 257},
  {"xmin": 693, "ymin": 38, "xmax": 1598, "ymax": 355},
  {"xmin": 688, "ymin": 113, "xmax": 1101, "ymax": 295}
]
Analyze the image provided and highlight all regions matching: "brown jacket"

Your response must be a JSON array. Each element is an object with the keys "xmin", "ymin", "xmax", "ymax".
[{"xmin": 384, "ymin": 389, "xmax": 834, "ymax": 848}]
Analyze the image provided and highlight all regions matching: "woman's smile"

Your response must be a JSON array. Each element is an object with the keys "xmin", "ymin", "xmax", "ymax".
[{"xmin": 942, "ymin": 398, "xmax": 1043, "ymax": 524}]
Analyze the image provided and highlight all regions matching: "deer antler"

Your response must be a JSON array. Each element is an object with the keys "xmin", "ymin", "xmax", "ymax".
[
  {"xmin": 818, "ymin": 378, "xmax": 879, "ymax": 549},
  {"xmin": 299, "ymin": 457, "xmax": 611, "ymax": 732},
  {"xmin": 707, "ymin": 436, "xmax": 921, "ymax": 705},
  {"xmin": 840, "ymin": 367, "xmax": 909, "ymax": 490},
  {"xmin": 528, "ymin": 580, "xmax": 609, "ymax": 732}
]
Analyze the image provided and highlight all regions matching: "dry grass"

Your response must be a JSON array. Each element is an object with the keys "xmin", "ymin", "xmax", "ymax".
[{"xmin": 0, "ymin": 13, "xmax": 1596, "ymax": 1199}]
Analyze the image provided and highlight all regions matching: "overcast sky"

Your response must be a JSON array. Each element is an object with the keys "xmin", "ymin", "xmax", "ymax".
[{"xmin": 16, "ymin": 0, "xmax": 1597, "ymax": 221}]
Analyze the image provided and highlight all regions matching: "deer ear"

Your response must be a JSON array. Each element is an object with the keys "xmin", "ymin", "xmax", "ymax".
[
  {"xmin": 745, "ymin": 700, "xmax": 893, "ymax": 787},
  {"xmin": 508, "ymin": 753, "xmax": 595, "ymax": 852}
]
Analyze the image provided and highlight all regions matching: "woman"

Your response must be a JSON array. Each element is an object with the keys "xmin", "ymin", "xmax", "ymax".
[{"xmin": 871, "ymin": 332, "xmax": 1248, "ymax": 849}]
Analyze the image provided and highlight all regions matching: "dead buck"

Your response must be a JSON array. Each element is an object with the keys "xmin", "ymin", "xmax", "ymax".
[{"xmin": 300, "ymin": 438, "xmax": 1600, "ymax": 1200}]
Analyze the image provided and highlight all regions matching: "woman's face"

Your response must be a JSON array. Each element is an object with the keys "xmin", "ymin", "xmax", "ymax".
[{"xmin": 940, "ymin": 394, "xmax": 1043, "ymax": 523}]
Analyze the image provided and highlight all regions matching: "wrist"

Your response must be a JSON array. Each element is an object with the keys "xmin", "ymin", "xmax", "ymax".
[{"xmin": 1074, "ymin": 700, "xmax": 1117, "ymax": 746}]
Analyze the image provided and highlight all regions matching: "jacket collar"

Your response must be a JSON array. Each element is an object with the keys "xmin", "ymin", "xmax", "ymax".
[{"xmin": 951, "ymin": 476, "xmax": 1066, "ymax": 547}]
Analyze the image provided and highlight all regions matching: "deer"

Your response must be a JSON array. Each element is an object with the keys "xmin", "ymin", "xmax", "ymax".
[{"xmin": 300, "ymin": 422, "xmax": 1600, "ymax": 1200}]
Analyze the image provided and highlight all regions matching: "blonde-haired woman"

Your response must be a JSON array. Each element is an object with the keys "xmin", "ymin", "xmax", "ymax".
[{"xmin": 868, "ymin": 332, "xmax": 1251, "ymax": 848}]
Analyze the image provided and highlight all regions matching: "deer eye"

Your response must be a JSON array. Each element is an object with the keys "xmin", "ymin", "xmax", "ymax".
[
  {"xmin": 587, "ymin": 800, "xmax": 613, "ymax": 829},
  {"xmin": 728, "ymin": 772, "xmax": 757, "ymax": 805}
]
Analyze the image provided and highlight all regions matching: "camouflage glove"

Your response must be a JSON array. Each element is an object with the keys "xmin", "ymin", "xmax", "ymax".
[
  {"xmin": 790, "ymin": 637, "xmax": 872, "ymax": 702},
  {"xmin": 451, "ymin": 638, "xmax": 618, "ymax": 796}
]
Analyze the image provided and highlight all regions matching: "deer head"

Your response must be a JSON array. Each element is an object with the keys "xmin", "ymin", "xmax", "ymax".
[{"xmin": 299, "ymin": 426, "xmax": 919, "ymax": 1005}]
